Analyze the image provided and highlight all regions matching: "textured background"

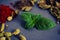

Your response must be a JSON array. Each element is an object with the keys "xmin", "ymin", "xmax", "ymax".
[{"xmin": 0, "ymin": 0, "xmax": 60, "ymax": 40}]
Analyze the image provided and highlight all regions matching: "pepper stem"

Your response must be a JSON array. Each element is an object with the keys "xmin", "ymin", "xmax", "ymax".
[
  {"xmin": 0, "ymin": 23, "xmax": 5, "ymax": 32},
  {"xmin": 15, "ymin": 10, "xmax": 19, "ymax": 14}
]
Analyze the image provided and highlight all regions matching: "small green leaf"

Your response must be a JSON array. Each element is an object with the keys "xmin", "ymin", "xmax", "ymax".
[
  {"xmin": 21, "ymin": 12, "xmax": 56, "ymax": 30},
  {"xmin": 36, "ymin": 17, "xmax": 56, "ymax": 30}
]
